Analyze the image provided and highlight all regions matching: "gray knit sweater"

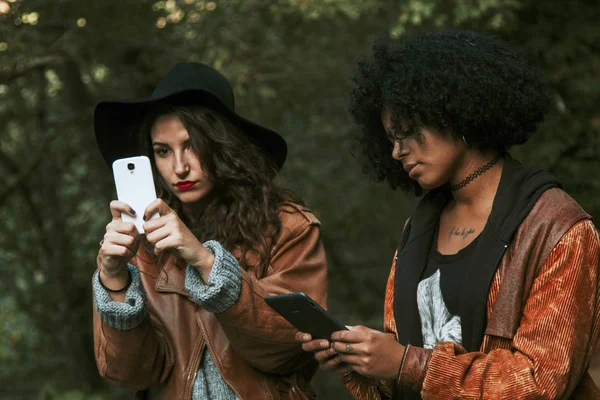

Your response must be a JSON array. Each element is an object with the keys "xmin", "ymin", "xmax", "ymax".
[{"xmin": 94, "ymin": 240, "xmax": 241, "ymax": 399}]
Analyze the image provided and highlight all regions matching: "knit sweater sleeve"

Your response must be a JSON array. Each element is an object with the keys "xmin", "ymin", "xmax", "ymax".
[
  {"xmin": 93, "ymin": 264, "xmax": 147, "ymax": 331},
  {"xmin": 184, "ymin": 240, "xmax": 242, "ymax": 313}
]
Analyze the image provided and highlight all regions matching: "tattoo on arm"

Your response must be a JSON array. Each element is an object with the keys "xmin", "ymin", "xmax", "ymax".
[{"xmin": 449, "ymin": 226, "xmax": 476, "ymax": 240}]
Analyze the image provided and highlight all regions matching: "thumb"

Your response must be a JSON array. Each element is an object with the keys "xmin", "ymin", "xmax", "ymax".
[
  {"xmin": 110, "ymin": 200, "xmax": 136, "ymax": 220},
  {"xmin": 144, "ymin": 198, "xmax": 172, "ymax": 221},
  {"xmin": 348, "ymin": 325, "xmax": 370, "ymax": 333}
]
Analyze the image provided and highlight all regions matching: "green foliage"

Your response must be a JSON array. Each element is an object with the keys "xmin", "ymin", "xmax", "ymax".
[
  {"xmin": 0, "ymin": 298, "xmax": 40, "ymax": 381},
  {"xmin": 36, "ymin": 386, "xmax": 110, "ymax": 400},
  {"xmin": 0, "ymin": 0, "xmax": 598, "ymax": 398}
]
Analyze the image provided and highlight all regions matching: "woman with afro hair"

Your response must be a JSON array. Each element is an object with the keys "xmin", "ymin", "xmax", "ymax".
[{"xmin": 297, "ymin": 30, "xmax": 600, "ymax": 399}]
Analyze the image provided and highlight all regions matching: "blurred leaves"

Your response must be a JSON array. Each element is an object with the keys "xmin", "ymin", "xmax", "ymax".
[{"xmin": 0, "ymin": 0, "xmax": 598, "ymax": 398}]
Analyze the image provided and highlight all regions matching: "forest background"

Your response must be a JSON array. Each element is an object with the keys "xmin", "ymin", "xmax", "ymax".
[{"xmin": 1, "ymin": 0, "xmax": 599, "ymax": 398}]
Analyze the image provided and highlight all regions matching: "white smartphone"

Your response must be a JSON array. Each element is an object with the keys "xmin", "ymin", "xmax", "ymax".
[{"xmin": 112, "ymin": 156, "xmax": 159, "ymax": 234}]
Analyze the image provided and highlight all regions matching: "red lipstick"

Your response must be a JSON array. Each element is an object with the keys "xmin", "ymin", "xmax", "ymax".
[{"xmin": 176, "ymin": 181, "xmax": 196, "ymax": 191}]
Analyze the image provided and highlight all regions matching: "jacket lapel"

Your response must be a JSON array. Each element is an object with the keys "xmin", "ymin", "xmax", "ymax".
[
  {"xmin": 154, "ymin": 256, "xmax": 191, "ymax": 297},
  {"xmin": 458, "ymin": 230, "xmax": 508, "ymax": 351},
  {"xmin": 395, "ymin": 189, "xmax": 448, "ymax": 347}
]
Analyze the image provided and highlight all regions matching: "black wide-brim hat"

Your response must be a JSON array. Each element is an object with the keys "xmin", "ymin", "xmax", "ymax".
[{"xmin": 94, "ymin": 62, "xmax": 287, "ymax": 170}]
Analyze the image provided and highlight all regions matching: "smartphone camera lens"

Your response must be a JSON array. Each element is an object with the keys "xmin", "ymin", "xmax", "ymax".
[{"xmin": 127, "ymin": 163, "xmax": 135, "ymax": 171}]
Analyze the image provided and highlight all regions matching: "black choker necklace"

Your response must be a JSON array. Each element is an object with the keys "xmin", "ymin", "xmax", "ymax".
[{"xmin": 450, "ymin": 154, "xmax": 502, "ymax": 192}]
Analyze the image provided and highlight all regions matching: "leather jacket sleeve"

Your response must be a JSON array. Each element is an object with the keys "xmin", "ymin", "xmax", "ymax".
[
  {"xmin": 92, "ymin": 256, "xmax": 174, "ymax": 390},
  {"xmin": 214, "ymin": 211, "xmax": 328, "ymax": 374}
]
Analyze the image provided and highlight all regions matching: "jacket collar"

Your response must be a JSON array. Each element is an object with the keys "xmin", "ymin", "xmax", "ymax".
[
  {"xmin": 136, "ymin": 246, "xmax": 190, "ymax": 297},
  {"xmin": 155, "ymin": 259, "xmax": 190, "ymax": 296}
]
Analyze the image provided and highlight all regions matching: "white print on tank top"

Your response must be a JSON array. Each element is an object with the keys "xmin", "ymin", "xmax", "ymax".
[{"xmin": 417, "ymin": 269, "xmax": 462, "ymax": 349}]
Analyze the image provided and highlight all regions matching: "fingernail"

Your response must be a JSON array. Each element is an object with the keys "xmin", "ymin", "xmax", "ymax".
[
  {"xmin": 320, "ymin": 341, "xmax": 329, "ymax": 348},
  {"xmin": 130, "ymin": 208, "xmax": 136, "ymax": 215},
  {"xmin": 303, "ymin": 334, "xmax": 310, "ymax": 341}
]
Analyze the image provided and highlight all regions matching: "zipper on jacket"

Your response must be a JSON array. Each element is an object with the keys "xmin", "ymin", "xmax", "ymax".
[
  {"xmin": 190, "ymin": 369, "xmax": 198, "ymax": 397},
  {"xmin": 195, "ymin": 314, "xmax": 246, "ymax": 399},
  {"xmin": 184, "ymin": 335, "xmax": 205, "ymax": 399}
]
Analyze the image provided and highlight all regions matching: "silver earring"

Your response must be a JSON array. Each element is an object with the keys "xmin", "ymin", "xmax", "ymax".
[{"xmin": 462, "ymin": 136, "xmax": 469, "ymax": 147}]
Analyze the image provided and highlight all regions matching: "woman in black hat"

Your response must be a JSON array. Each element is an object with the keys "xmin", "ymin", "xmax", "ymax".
[
  {"xmin": 92, "ymin": 63, "xmax": 327, "ymax": 399},
  {"xmin": 296, "ymin": 30, "xmax": 600, "ymax": 399}
]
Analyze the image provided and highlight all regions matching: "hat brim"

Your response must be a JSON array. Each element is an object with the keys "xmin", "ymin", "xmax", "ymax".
[{"xmin": 94, "ymin": 90, "xmax": 287, "ymax": 170}]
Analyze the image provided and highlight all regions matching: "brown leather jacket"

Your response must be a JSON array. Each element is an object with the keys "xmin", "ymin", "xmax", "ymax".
[
  {"xmin": 93, "ymin": 202, "xmax": 327, "ymax": 399},
  {"xmin": 345, "ymin": 188, "xmax": 600, "ymax": 399}
]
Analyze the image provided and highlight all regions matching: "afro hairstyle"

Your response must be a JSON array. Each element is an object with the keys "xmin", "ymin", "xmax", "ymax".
[{"xmin": 349, "ymin": 29, "xmax": 553, "ymax": 194}]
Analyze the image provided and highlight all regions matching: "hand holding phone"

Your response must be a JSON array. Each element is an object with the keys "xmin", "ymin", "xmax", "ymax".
[
  {"xmin": 99, "ymin": 201, "xmax": 140, "ymax": 279},
  {"xmin": 112, "ymin": 156, "xmax": 159, "ymax": 233},
  {"xmin": 264, "ymin": 292, "xmax": 348, "ymax": 340}
]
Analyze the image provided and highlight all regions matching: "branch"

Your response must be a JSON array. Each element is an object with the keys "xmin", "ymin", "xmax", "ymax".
[{"xmin": 0, "ymin": 54, "xmax": 63, "ymax": 84}]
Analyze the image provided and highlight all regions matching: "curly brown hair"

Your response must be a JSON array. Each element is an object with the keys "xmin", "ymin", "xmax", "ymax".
[{"xmin": 138, "ymin": 103, "xmax": 302, "ymax": 278}]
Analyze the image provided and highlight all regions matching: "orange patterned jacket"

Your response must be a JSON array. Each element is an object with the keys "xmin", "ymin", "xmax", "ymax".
[{"xmin": 344, "ymin": 188, "xmax": 600, "ymax": 399}]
